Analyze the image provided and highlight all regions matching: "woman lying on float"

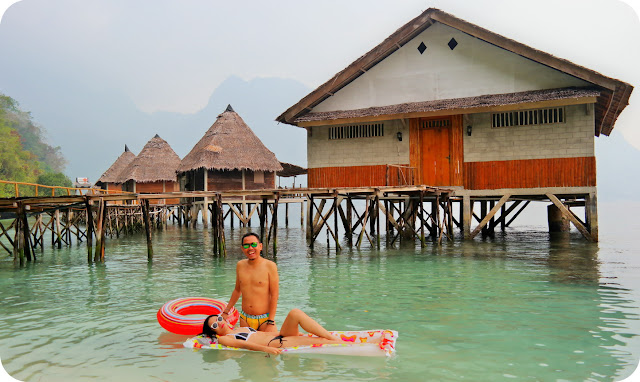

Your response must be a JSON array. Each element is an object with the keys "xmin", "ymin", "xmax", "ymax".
[{"xmin": 200, "ymin": 308, "xmax": 377, "ymax": 355}]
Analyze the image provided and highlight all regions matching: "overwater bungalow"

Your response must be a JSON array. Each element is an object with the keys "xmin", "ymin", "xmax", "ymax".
[
  {"xmin": 117, "ymin": 134, "xmax": 181, "ymax": 205},
  {"xmin": 177, "ymin": 105, "xmax": 282, "ymax": 193},
  {"xmin": 95, "ymin": 145, "xmax": 136, "ymax": 194},
  {"xmin": 276, "ymin": 8, "xmax": 633, "ymax": 240}
]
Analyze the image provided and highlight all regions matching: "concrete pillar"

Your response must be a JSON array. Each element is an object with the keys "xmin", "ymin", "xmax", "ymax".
[
  {"xmin": 462, "ymin": 195, "xmax": 471, "ymax": 239},
  {"xmin": 547, "ymin": 204, "xmax": 570, "ymax": 232},
  {"xmin": 586, "ymin": 192, "xmax": 599, "ymax": 241}
]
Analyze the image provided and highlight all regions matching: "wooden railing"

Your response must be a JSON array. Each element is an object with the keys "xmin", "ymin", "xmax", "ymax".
[
  {"xmin": 386, "ymin": 165, "xmax": 416, "ymax": 186},
  {"xmin": 0, "ymin": 180, "xmax": 127, "ymax": 197}
]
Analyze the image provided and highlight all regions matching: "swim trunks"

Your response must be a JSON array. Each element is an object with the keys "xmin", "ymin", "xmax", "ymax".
[{"xmin": 239, "ymin": 310, "xmax": 272, "ymax": 330}]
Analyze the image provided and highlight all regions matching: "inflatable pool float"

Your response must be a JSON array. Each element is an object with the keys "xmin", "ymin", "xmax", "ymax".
[
  {"xmin": 184, "ymin": 329, "xmax": 398, "ymax": 357},
  {"xmin": 157, "ymin": 297, "xmax": 239, "ymax": 335}
]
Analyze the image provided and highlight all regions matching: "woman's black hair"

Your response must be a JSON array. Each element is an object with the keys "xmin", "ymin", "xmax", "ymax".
[{"xmin": 201, "ymin": 314, "xmax": 219, "ymax": 339}]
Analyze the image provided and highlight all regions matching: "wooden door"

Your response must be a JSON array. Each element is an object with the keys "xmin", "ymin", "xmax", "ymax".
[{"xmin": 420, "ymin": 117, "xmax": 452, "ymax": 186}]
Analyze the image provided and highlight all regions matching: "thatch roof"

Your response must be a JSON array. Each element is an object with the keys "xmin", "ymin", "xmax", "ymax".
[
  {"xmin": 178, "ymin": 105, "xmax": 283, "ymax": 173},
  {"xmin": 277, "ymin": 162, "xmax": 307, "ymax": 177},
  {"xmin": 117, "ymin": 135, "xmax": 181, "ymax": 183},
  {"xmin": 295, "ymin": 87, "xmax": 600, "ymax": 123},
  {"xmin": 96, "ymin": 145, "xmax": 136, "ymax": 185},
  {"xmin": 277, "ymin": 8, "xmax": 632, "ymax": 137}
]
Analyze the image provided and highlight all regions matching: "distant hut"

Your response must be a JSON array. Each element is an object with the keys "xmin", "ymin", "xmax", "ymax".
[
  {"xmin": 95, "ymin": 145, "xmax": 136, "ymax": 194},
  {"xmin": 277, "ymin": 162, "xmax": 307, "ymax": 188},
  {"xmin": 117, "ymin": 134, "xmax": 181, "ymax": 204},
  {"xmin": 177, "ymin": 105, "xmax": 283, "ymax": 194}
]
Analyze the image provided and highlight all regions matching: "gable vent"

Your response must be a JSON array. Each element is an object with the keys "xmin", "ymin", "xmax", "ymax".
[
  {"xmin": 448, "ymin": 38, "xmax": 458, "ymax": 50},
  {"xmin": 492, "ymin": 107, "xmax": 565, "ymax": 128},
  {"xmin": 329, "ymin": 123, "xmax": 384, "ymax": 140},
  {"xmin": 417, "ymin": 42, "xmax": 427, "ymax": 54},
  {"xmin": 420, "ymin": 119, "xmax": 450, "ymax": 129}
]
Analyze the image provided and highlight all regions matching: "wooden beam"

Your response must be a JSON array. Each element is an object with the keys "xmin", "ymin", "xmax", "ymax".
[
  {"xmin": 470, "ymin": 195, "xmax": 511, "ymax": 239},
  {"xmin": 546, "ymin": 193, "xmax": 595, "ymax": 241}
]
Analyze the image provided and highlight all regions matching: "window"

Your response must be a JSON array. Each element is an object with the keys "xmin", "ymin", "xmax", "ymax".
[
  {"xmin": 492, "ymin": 107, "xmax": 565, "ymax": 128},
  {"xmin": 328, "ymin": 123, "xmax": 384, "ymax": 140},
  {"xmin": 254, "ymin": 171, "xmax": 264, "ymax": 184}
]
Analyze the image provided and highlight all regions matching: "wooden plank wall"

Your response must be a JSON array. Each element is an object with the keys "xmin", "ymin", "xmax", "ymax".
[
  {"xmin": 308, "ymin": 164, "xmax": 411, "ymax": 188},
  {"xmin": 136, "ymin": 182, "xmax": 180, "ymax": 204},
  {"xmin": 450, "ymin": 115, "xmax": 464, "ymax": 186},
  {"xmin": 206, "ymin": 170, "xmax": 275, "ymax": 191},
  {"xmin": 463, "ymin": 157, "xmax": 596, "ymax": 190}
]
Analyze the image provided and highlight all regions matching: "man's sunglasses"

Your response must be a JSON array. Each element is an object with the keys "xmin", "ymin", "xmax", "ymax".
[
  {"xmin": 210, "ymin": 315, "xmax": 224, "ymax": 330},
  {"xmin": 242, "ymin": 242, "xmax": 259, "ymax": 249}
]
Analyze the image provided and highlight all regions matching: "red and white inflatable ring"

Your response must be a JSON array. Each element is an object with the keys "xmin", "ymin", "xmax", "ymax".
[{"xmin": 157, "ymin": 297, "xmax": 239, "ymax": 335}]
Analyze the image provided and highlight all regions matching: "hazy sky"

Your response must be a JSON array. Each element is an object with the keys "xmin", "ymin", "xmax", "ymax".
[{"xmin": 0, "ymin": 0, "xmax": 639, "ymax": 151}]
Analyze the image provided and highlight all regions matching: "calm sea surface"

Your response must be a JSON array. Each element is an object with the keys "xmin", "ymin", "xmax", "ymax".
[{"xmin": 1, "ymin": 201, "xmax": 639, "ymax": 381}]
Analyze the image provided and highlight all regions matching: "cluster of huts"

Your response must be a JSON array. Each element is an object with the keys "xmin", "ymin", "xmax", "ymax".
[
  {"xmin": 96, "ymin": 8, "xmax": 632, "ymax": 239},
  {"xmin": 96, "ymin": 105, "xmax": 300, "ymax": 204}
]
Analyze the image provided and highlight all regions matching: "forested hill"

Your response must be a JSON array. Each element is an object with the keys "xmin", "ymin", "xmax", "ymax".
[{"xmin": 0, "ymin": 93, "xmax": 71, "ymax": 196}]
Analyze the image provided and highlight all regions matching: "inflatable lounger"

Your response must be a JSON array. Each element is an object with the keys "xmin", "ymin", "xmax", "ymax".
[{"xmin": 184, "ymin": 329, "xmax": 398, "ymax": 357}]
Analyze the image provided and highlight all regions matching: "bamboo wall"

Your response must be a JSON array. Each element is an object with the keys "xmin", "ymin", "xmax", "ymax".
[
  {"xmin": 463, "ymin": 157, "xmax": 596, "ymax": 189},
  {"xmin": 308, "ymin": 164, "xmax": 412, "ymax": 188},
  {"xmin": 207, "ymin": 169, "xmax": 275, "ymax": 191}
]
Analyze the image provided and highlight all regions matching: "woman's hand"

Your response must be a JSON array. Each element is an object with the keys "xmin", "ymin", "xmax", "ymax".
[{"xmin": 264, "ymin": 347, "xmax": 283, "ymax": 355}]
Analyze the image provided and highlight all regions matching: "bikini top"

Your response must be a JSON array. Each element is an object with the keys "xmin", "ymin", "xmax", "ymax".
[{"xmin": 227, "ymin": 327, "xmax": 257, "ymax": 341}]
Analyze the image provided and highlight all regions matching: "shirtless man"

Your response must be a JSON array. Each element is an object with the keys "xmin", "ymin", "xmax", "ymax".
[{"xmin": 221, "ymin": 232, "xmax": 279, "ymax": 332}]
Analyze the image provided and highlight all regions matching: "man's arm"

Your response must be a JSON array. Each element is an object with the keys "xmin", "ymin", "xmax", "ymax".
[
  {"xmin": 223, "ymin": 265, "xmax": 242, "ymax": 318},
  {"xmin": 265, "ymin": 261, "xmax": 279, "ymax": 331}
]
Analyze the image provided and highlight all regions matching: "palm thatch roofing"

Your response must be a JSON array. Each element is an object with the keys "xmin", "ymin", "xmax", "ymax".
[
  {"xmin": 117, "ymin": 135, "xmax": 181, "ymax": 183},
  {"xmin": 294, "ymin": 87, "xmax": 601, "ymax": 123},
  {"xmin": 277, "ymin": 162, "xmax": 307, "ymax": 177},
  {"xmin": 276, "ymin": 8, "xmax": 632, "ymax": 137},
  {"xmin": 178, "ymin": 105, "xmax": 283, "ymax": 173},
  {"xmin": 96, "ymin": 145, "xmax": 136, "ymax": 185}
]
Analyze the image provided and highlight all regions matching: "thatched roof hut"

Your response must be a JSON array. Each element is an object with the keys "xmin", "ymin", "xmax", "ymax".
[
  {"xmin": 178, "ymin": 105, "xmax": 282, "ymax": 174},
  {"xmin": 118, "ymin": 135, "xmax": 181, "ymax": 183},
  {"xmin": 96, "ymin": 145, "xmax": 136, "ymax": 186}
]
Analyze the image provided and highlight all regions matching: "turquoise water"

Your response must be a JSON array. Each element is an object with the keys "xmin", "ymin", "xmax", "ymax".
[{"xmin": 1, "ymin": 202, "xmax": 639, "ymax": 381}]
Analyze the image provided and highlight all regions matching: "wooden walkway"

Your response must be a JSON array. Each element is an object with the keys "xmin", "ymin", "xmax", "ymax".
[{"xmin": 0, "ymin": 185, "xmax": 598, "ymax": 265}]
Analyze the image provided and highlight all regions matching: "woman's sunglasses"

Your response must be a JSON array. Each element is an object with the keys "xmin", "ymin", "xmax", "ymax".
[
  {"xmin": 210, "ymin": 315, "xmax": 225, "ymax": 330},
  {"xmin": 242, "ymin": 242, "xmax": 259, "ymax": 249}
]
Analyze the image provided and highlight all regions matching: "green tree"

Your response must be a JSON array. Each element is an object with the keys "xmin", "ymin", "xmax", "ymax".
[
  {"xmin": 36, "ymin": 172, "xmax": 73, "ymax": 196},
  {"xmin": 0, "ymin": 93, "xmax": 68, "ymax": 196}
]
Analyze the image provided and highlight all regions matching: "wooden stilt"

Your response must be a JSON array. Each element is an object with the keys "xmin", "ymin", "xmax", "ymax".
[
  {"xmin": 94, "ymin": 199, "xmax": 106, "ymax": 262},
  {"xmin": 85, "ymin": 197, "xmax": 94, "ymax": 262},
  {"xmin": 142, "ymin": 199, "xmax": 153, "ymax": 260},
  {"xmin": 217, "ymin": 194, "xmax": 226, "ymax": 256},
  {"xmin": 470, "ymin": 195, "xmax": 511, "ymax": 239},
  {"xmin": 272, "ymin": 194, "xmax": 279, "ymax": 256},
  {"xmin": 462, "ymin": 195, "xmax": 471, "ymax": 239},
  {"xmin": 419, "ymin": 191, "xmax": 425, "ymax": 247},
  {"xmin": 15, "ymin": 206, "xmax": 24, "ymax": 265}
]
